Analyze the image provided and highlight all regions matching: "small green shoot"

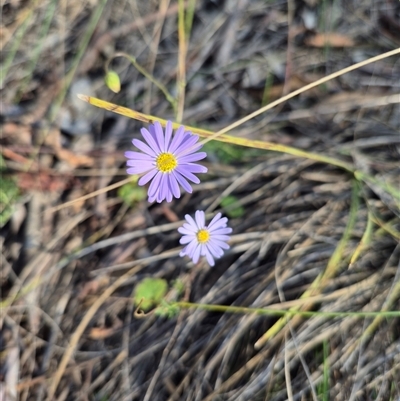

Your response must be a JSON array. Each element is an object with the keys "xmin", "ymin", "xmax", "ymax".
[
  {"xmin": 155, "ymin": 300, "xmax": 180, "ymax": 318},
  {"xmin": 172, "ymin": 279, "xmax": 185, "ymax": 296},
  {"xmin": 202, "ymin": 141, "xmax": 247, "ymax": 164},
  {"xmin": 261, "ymin": 71, "xmax": 274, "ymax": 107},
  {"xmin": 118, "ymin": 180, "xmax": 146, "ymax": 205},
  {"xmin": 133, "ymin": 278, "xmax": 168, "ymax": 312},
  {"xmin": 220, "ymin": 196, "xmax": 245, "ymax": 218},
  {"xmin": 106, "ymin": 52, "xmax": 177, "ymax": 112}
]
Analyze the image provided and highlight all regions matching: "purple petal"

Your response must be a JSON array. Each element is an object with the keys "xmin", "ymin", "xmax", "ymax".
[
  {"xmin": 157, "ymin": 175, "xmax": 169, "ymax": 203},
  {"xmin": 208, "ymin": 216, "xmax": 228, "ymax": 230},
  {"xmin": 157, "ymin": 181, "xmax": 165, "ymax": 203},
  {"xmin": 133, "ymin": 139, "xmax": 157, "ymax": 157},
  {"xmin": 126, "ymin": 168, "xmax": 137, "ymax": 175},
  {"xmin": 126, "ymin": 159, "xmax": 153, "ymax": 168},
  {"xmin": 182, "ymin": 222, "xmax": 196, "ymax": 232},
  {"xmin": 192, "ymin": 244, "xmax": 201, "ymax": 264},
  {"xmin": 209, "ymin": 227, "xmax": 233, "ymax": 235},
  {"xmin": 153, "ymin": 122, "xmax": 166, "ymax": 152},
  {"xmin": 195, "ymin": 210, "xmax": 205, "ymax": 228},
  {"xmin": 181, "ymin": 164, "xmax": 208, "ymax": 174},
  {"xmin": 184, "ymin": 214, "xmax": 197, "ymax": 230},
  {"xmin": 172, "ymin": 171, "xmax": 193, "ymax": 193},
  {"xmin": 127, "ymin": 165, "xmax": 152, "ymax": 175},
  {"xmin": 125, "ymin": 151, "xmax": 154, "ymax": 161},
  {"xmin": 200, "ymin": 244, "xmax": 207, "ymax": 256},
  {"xmin": 178, "ymin": 227, "xmax": 196, "ymax": 236},
  {"xmin": 168, "ymin": 126, "xmax": 186, "ymax": 154},
  {"xmin": 207, "ymin": 242, "xmax": 224, "ymax": 258},
  {"xmin": 141, "ymin": 128, "xmax": 161, "ymax": 154},
  {"xmin": 185, "ymin": 239, "xmax": 199, "ymax": 258},
  {"xmin": 211, "ymin": 239, "xmax": 230, "ymax": 250},
  {"xmin": 175, "ymin": 142, "xmax": 203, "ymax": 158},
  {"xmin": 175, "ymin": 167, "xmax": 200, "ymax": 184},
  {"xmin": 177, "ymin": 132, "xmax": 198, "ymax": 145},
  {"xmin": 138, "ymin": 169, "xmax": 158, "ymax": 186},
  {"xmin": 178, "ymin": 132, "xmax": 192, "ymax": 143},
  {"xmin": 162, "ymin": 175, "xmax": 171, "ymax": 202},
  {"xmin": 205, "ymin": 250, "xmax": 215, "ymax": 266},
  {"xmin": 179, "ymin": 235, "xmax": 194, "ymax": 244},
  {"xmin": 174, "ymin": 135, "xmax": 199, "ymax": 157},
  {"xmin": 148, "ymin": 171, "xmax": 163, "ymax": 197},
  {"xmin": 165, "ymin": 178, "xmax": 173, "ymax": 202},
  {"xmin": 164, "ymin": 121, "xmax": 173, "ymax": 152},
  {"xmin": 208, "ymin": 213, "xmax": 222, "ymax": 227},
  {"xmin": 178, "ymin": 153, "xmax": 207, "ymax": 163},
  {"xmin": 148, "ymin": 124, "xmax": 158, "ymax": 141},
  {"xmin": 211, "ymin": 235, "xmax": 231, "ymax": 241},
  {"xmin": 168, "ymin": 174, "xmax": 180, "ymax": 199}
]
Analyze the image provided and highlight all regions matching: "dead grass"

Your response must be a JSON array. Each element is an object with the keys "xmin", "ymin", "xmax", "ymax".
[{"xmin": 1, "ymin": 0, "xmax": 400, "ymax": 400}]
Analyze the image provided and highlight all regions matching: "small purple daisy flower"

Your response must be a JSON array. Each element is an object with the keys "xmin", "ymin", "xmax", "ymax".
[
  {"xmin": 125, "ymin": 121, "xmax": 207, "ymax": 203},
  {"xmin": 178, "ymin": 211, "xmax": 232, "ymax": 266}
]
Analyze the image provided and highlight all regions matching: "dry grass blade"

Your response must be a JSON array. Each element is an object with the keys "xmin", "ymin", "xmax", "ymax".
[
  {"xmin": 200, "ymin": 47, "xmax": 400, "ymax": 144},
  {"xmin": 46, "ymin": 177, "xmax": 133, "ymax": 214},
  {"xmin": 255, "ymin": 180, "xmax": 360, "ymax": 348},
  {"xmin": 77, "ymin": 94, "xmax": 355, "ymax": 171},
  {"xmin": 46, "ymin": 264, "xmax": 144, "ymax": 400}
]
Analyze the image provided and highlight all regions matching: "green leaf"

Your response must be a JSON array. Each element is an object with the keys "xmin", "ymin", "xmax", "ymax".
[
  {"xmin": 155, "ymin": 300, "xmax": 180, "ymax": 318},
  {"xmin": 202, "ymin": 141, "xmax": 245, "ymax": 164},
  {"xmin": 118, "ymin": 180, "xmax": 146, "ymax": 205},
  {"xmin": 0, "ymin": 155, "xmax": 20, "ymax": 228},
  {"xmin": 105, "ymin": 70, "xmax": 121, "ymax": 93},
  {"xmin": 172, "ymin": 279, "xmax": 185, "ymax": 296},
  {"xmin": 133, "ymin": 278, "xmax": 168, "ymax": 311},
  {"xmin": 220, "ymin": 195, "xmax": 245, "ymax": 218}
]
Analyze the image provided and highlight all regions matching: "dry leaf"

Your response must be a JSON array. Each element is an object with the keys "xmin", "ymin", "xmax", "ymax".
[
  {"xmin": 161, "ymin": 204, "xmax": 180, "ymax": 222},
  {"xmin": 56, "ymin": 148, "xmax": 94, "ymax": 168},
  {"xmin": 2, "ymin": 122, "xmax": 32, "ymax": 145},
  {"xmin": 89, "ymin": 319, "xmax": 123, "ymax": 340},
  {"xmin": 305, "ymin": 32, "xmax": 355, "ymax": 47},
  {"xmin": 16, "ymin": 172, "xmax": 72, "ymax": 192},
  {"xmin": 78, "ymin": 276, "xmax": 110, "ymax": 300}
]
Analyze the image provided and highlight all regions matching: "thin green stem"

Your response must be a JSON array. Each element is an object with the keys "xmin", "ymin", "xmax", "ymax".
[
  {"xmin": 185, "ymin": 0, "xmax": 197, "ymax": 37},
  {"xmin": 254, "ymin": 180, "xmax": 360, "ymax": 347},
  {"xmin": 176, "ymin": 0, "xmax": 187, "ymax": 122},
  {"xmin": 108, "ymin": 52, "xmax": 177, "ymax": 112},
  {"xmin": 170, "ymin": 301, "xmax": 400, "ymax": 319},
  {"xmin": 355, "ymin": 170, "xmax": 400, "ymax": 206},
  {"xmin": 0, "ymin": 1, "xmax": 39, "ymax": 89},
  {"xmin": 322, "ymin": 340, "xmax": 329, "ymax": 401},
  {"xmin": 48, "ymin": 0, "xmax": 108, "ymax": 121}
]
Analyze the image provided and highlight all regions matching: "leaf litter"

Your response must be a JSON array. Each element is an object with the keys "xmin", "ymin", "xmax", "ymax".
[{"xmin": 1, "ymin": 0, "xmax": 400, "ymax": 400}]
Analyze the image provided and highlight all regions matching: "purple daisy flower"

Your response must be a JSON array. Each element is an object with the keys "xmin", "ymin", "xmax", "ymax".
[
  {"xmin": 125, "ymin": 121, "xmax": 207, "ymax": 203},
  {"xmin": 178, "ymin": 211, "xmax": 232, "ymax": 266}
]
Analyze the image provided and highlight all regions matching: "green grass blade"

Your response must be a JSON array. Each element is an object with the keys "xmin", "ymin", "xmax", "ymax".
[
  {"xmin": 48, "ymin": 0, "xmax": 109, "ymax": 122},
  {"xmin": 14, "ymin": 0, "xmax": 58, "ymax": 102},
  {"xmin": 322, "ymin": 340, "xmax": 329, "ymax": 401},
  {"xmin": 0, "ymin": 2, "xmax": 38, "ymax": 89}
]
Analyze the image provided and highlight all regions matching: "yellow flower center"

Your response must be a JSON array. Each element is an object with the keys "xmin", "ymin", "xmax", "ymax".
[
  {"xmin": 196, "ymin": 229, "xmax": 210, "ymax": 244},
  {"xmin": 156, "ymin": 152, "xmax": 178, "ymax": 173}
]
